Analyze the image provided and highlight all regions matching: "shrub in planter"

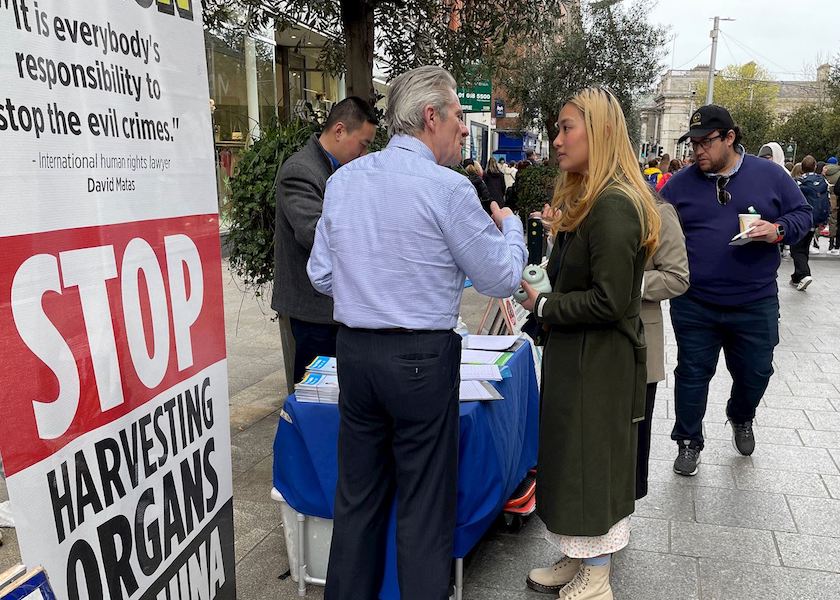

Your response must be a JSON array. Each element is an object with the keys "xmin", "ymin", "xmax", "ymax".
[
  {"xmin": 508, "ymin": 164, "xmax": 559, "ymax": 222},
  {"xmin": 225, "ymin": 119, "xmax": 318, "ymax": 297}
]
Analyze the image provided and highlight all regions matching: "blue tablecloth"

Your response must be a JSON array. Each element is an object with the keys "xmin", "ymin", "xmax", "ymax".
[{"xmin": 273, "ymin": 342, "xmax": 539, "ymax": 599}]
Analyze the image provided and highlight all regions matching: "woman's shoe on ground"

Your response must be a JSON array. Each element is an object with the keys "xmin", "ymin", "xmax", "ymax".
[
  {"xmin": 526, "ymin": 557, "xmax": 582, "ymax": 593},
  {"xmin": 557, "ymin": 563, "xmax": 613, "ymax": 600}
]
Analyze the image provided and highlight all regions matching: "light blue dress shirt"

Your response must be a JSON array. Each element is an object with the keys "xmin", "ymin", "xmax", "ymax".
[{"xmin": 307, "ymin": 134, "xmax": 527, "ymax": 330}]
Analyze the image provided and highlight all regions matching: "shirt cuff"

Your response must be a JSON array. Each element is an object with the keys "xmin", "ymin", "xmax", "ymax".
[
  {"xmin": 501, "ymin": 215, "xmax": 524, "ymax": 235},
  {"xmin": 536, "ymin": 295, "xmax": 548, "ymax": 317}
]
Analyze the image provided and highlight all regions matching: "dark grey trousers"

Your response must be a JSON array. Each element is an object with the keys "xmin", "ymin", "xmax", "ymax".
[
  {"xmin": 790, "ymin": 229, "xmax": 814, "ymax": 283},
  {"xmin": 325, "ymin": 327, "xmax": 461, "ymax": 600}
]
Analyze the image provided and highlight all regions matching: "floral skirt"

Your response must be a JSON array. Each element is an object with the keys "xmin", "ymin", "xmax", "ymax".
[{"xmin": 545, "ymin": 516, "xmax": 631, "ymax": 558}]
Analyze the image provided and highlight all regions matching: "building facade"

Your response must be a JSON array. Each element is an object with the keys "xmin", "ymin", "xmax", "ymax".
[
  {"xmin": 639, "ymin": 63, "xmax": 831, "ymax": 160},
  {"xmin": 205, "ymin": 23, "xmax": 351, "ymax": 218}
]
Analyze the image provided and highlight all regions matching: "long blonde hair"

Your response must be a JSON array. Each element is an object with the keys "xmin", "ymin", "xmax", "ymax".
[{"xmin": 550, "ymin": 87, "xmax": 660, "ymax": 258}]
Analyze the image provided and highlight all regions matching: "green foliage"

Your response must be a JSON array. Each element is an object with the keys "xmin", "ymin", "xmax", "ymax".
[
  {"xmin": 504, "ymin": 0, "xmax": 666, "ymax": 152},
  {"xmin": 828, "ymin": 57, "xmax": 840, "ymax": 106},
  {"xmin": 511, "ymin": 165, "xmax": 559, "ymax": 221},
  {"xmin": 769, "ymin": 105, "xmax": 840, "ymax": 160},
  {"xmin": 697, "ymin": 62, "xmax": 779, "ymax": 113},
  {"xmin": 201, "ymin": 0, "xmax": 568, "ymax": 96},
  {"xmin": 226, "ymin": 119, "xmax": 318, "ymax": 295},
  {"xmin": 730, "ymin": 104, "xmax": 776, "ymax": 154}
]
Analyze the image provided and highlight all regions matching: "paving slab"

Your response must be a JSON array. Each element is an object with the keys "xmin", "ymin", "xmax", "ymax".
[
  {"xmin": 698, "ymin": 557, "xmax": 840, "ymax": 600},
  {"xmin": 775, "ymin": 532, "xmax": 840, "ymax": 572},
  {"xmin": 787, "ymin": 495, "xmax": 840, "ymax": 537},
  {"xmin": 693, "ymin": 487, "xmax": 796, "ymax": 532},
  {"xmin": 670, "ymin": 521, "xmax": 780, "ymax": 565}
]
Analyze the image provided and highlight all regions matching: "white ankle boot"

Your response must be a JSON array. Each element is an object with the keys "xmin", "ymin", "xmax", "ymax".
[
  {"xmin": 526, "ymin": 556, "xmax": 582, "ymax": 593},
  {"xmin": 557, "ymin": 562, "xmax": 613, "ymax": 600}
]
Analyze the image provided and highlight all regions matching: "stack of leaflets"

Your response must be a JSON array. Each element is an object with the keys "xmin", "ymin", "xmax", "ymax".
[
  {"xmin": 306, "ymin": 356, "xmax": 337, "ymax": 375},
  {"xmin": 295, "ymin": 371, "xmax": 339, "ymax": 404}
]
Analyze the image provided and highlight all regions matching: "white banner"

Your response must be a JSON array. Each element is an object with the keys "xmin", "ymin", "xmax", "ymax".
[{"xmin": 0, "ymin": 0, "xmax": 236, "ymax": 598}]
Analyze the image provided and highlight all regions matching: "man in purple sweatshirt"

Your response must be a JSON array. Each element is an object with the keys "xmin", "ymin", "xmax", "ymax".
[{"xmin": 660, "ymin": 105, "xmax": 811, "ymax": 476}]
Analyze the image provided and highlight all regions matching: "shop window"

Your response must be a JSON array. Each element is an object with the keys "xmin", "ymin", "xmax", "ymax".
[{"xmin": 205, "ymin": 30, "xmax": 278, "ymax": 220}]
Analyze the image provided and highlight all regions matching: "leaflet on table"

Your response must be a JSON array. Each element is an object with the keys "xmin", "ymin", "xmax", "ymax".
[
  {"xmin": 461, "ymin": 349, "xmax": 514, "ymax": 366},
  {"xmin": 295, "ymin": 372, "xmax": 339, "ymax": 403},
  {"xmin": 459, "ymin": 380, "xmax": 504, "ymax": 402},
  {"xmin": 460, "ymin": 364, "xmax": 504, "ymax": 381},
  {"xmin": 465, "ymin": 335, "xmax": 520, "ymax": 351},
  {"xmin": 306, "ymin": 356, "xmax": 337, "ymax": 375}
]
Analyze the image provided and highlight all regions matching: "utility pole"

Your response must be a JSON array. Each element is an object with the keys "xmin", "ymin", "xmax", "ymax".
[{"xmin": 705, "ymin": 16, "xmax": 734, "ymax": 105}]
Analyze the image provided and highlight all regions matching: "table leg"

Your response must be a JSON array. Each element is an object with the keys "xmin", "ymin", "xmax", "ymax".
[
  {"xmin": 455, "ymin": 557, "xmax": 464, "ymax": 600},
  {"xmin": 297, "ymin": 513, "xmax": 306, "ymax": 596}
]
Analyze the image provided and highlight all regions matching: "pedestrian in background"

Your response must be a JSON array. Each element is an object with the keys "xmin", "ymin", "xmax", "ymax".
[
  {"xmin": 657, "ymin": 153, "xmax": 672, "ymax": 174},
  {"xmin": 483, "ymin": 157, "xmax": 507, "ymax": 205},
  {"xmin": 757, "ymin": 142, "xmax": 789, "ymax": 174},
  {"xmin": 519, "ymin": 87, "xmax": 661, "ymax": 600},
  {"xmin": 794, "ymin": 155, "xmax": 830, "ymax": 271},
  {"xmin": 499, "ymin": 157, "xmax": 517, "ymax": 188},
  {"xmin": 661, "ymin": 105, "xmax": 812, "ymax": 477},
  {"xmin": 656, "ymin": 158, "xmax": 683, "ymax": 191},
  {"xmin": 463, "ymin": 159, "xmax": 492, "ymax": 211},
  {"xmin": 825, "ymin": 156, "xmax": 840, "ymax": 255},
  {"xmin": 643, "ymin": 157, "xmax": 663, "ymax": 188}
]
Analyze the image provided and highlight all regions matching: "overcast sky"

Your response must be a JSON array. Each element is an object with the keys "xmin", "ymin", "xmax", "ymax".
[{"xmin": 644, "ymin": 0, "xmax": 840, "ymax": 81}]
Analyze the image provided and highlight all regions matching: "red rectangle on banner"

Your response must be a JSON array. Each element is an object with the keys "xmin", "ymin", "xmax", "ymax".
[{"xmin": 0, "ymin": 215, "xmax": 226, "ymax": 476}]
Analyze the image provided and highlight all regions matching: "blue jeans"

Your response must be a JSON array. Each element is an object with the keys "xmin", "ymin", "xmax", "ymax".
[{"xmin": 669, "ymin": 295, "xmax": 779, "ymax": 448}]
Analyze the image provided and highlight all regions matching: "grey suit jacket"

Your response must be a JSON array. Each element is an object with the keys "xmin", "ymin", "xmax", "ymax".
[{"xmin": 271, "ymin": 134, "xmax": 336, "ymax": 323}]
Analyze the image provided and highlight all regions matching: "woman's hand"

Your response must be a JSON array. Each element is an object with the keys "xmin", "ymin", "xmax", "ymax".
[
  {"xmin": 520, "ymin": 280, "xmax": 540, "ymax": 313},
  {"xmin": 541, "ymin": 203, "xmax": 556, "ymax": 223}
]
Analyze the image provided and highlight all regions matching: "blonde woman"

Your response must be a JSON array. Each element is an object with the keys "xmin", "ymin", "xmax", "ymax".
[{"xmin": 519, "ymin": 87, "xmax": 661, "ymax": 600}]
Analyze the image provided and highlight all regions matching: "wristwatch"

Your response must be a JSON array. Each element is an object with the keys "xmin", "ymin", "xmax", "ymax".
[{"xmin": 773, "ymin": 223, "xmax": 785, "ymax": 244}]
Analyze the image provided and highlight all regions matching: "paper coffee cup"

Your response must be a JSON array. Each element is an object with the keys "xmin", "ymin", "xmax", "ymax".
[{"xmin": 739, "ymin": 213, "xmax": 760, "ymax": 232}]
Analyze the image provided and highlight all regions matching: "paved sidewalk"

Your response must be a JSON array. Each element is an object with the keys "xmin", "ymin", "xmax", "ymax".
[
  {"xmin": 465, "ymin": 253, "xmax": 840, "ymax": 600},
  {"xmin": 2, "ymin": 255, "xmax": 840, "ymax": 600}
]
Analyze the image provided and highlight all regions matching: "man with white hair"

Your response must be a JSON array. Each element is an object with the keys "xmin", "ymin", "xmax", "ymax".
[{"xmin": 308, "ymin": 65, "xmax": 527, "ymax": 600}]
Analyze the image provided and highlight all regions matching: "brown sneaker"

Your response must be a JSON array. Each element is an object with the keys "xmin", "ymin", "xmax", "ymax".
[
  {"xmin": 526, "ymin": 557, "xmax": 582, "ymax": 593},
  {"xmin": 557, "ymin": 563, "xmax": 613, "ymax": 600}
]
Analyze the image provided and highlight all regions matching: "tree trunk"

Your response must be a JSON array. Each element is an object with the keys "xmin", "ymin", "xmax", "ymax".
[
  {"xmin": 545, "ymin": 117, "xmax": 558, "ymax": 164},
  {"xmin": 340, "ymin": 0, "xmax": 376, "ymax": 106}
]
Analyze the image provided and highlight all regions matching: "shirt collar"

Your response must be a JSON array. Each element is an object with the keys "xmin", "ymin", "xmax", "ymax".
[
  {"xmin": 388, "ymin": 134, "xmax": 437, "ymax": 163},
  {"xmin": 704, "ymin": 144, "xmax": 746, "ymax": 178},
  {"xmin": 324, "ymin": 149, "xmax": 341, "ymax": 172},
  {"xmin": 314, "ymin": 134, "xmax": 341, "ymax": 172}
]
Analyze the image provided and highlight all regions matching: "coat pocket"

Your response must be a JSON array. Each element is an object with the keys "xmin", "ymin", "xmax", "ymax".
[{"xmin": 631, "ymin": 344, "xmax": 648, "ymax": 423}]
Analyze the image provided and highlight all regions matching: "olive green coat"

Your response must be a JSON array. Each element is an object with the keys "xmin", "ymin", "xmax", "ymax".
[{"xmin": 535, "ymin": 190, "xmax": 648, "ymax": 537}]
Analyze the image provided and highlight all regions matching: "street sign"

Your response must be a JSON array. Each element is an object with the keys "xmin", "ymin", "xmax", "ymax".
[
  {"xmin": 494, "ymin": 99, "xmax": 506, "ymax": 118},
  {"xmin": 784, "ymin": 142, "xmax": 797, "ymax": 163},
  {"xmin": 457, "ymin": 81, "xmax": 492, "ymax": 112}
]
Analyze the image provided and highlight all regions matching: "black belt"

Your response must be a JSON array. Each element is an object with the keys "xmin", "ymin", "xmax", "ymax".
[{"xmin": 345, "ymin": 326, "xmax": 449, "ymax": 335}]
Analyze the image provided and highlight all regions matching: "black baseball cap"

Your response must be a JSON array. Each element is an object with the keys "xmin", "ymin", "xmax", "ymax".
[{"xmin": 678, "ymin": 105, "xmax": 735, "ymax": 143}]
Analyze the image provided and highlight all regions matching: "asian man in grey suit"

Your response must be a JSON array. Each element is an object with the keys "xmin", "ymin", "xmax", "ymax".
[{"xmin": 272, "ymin": 97, "xmax": 378, "ymax": 385}]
